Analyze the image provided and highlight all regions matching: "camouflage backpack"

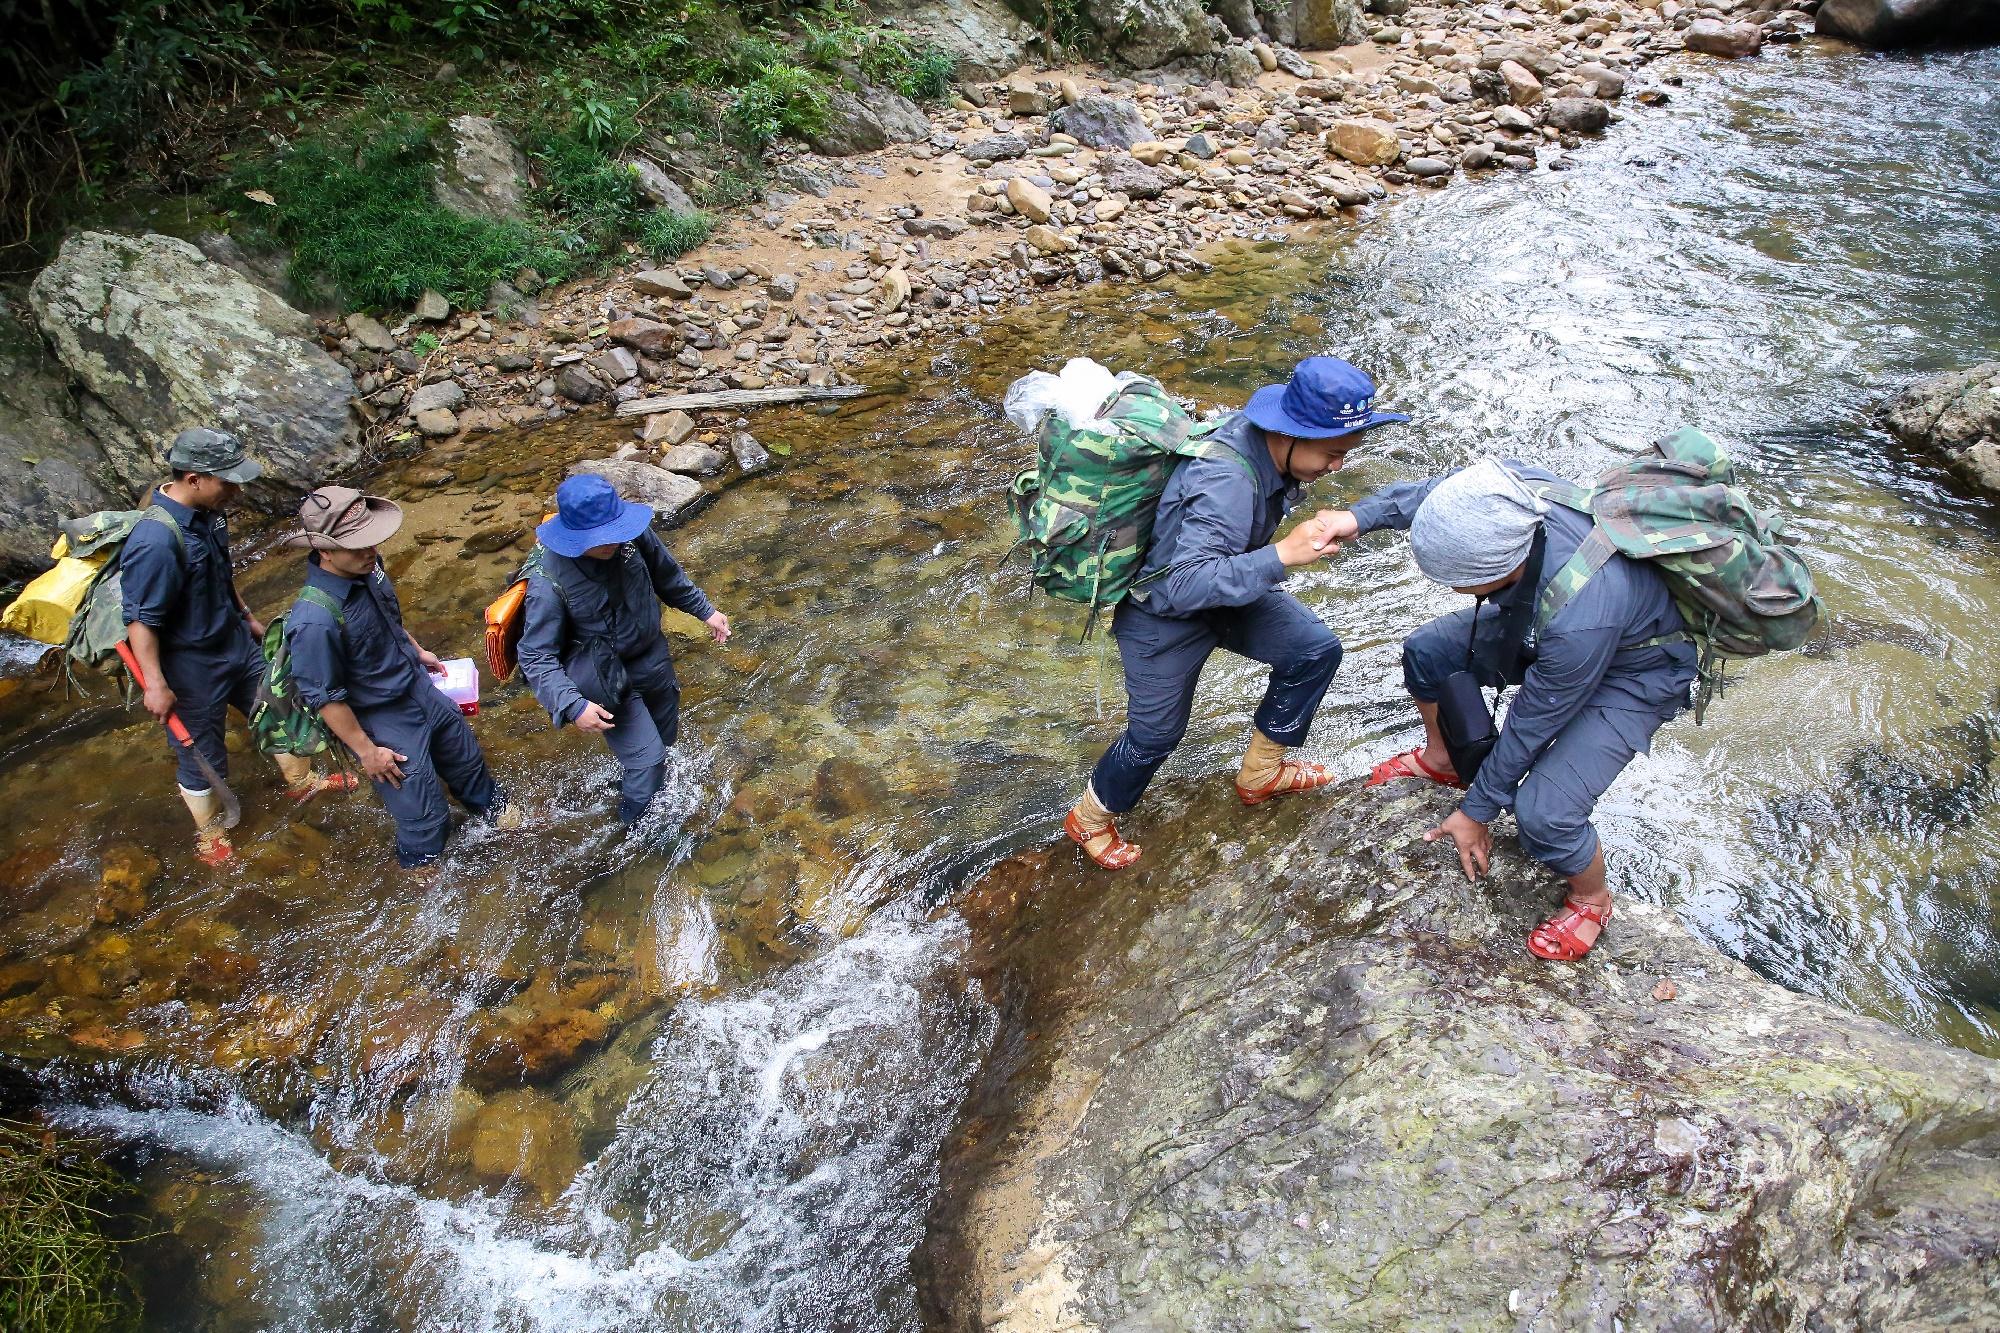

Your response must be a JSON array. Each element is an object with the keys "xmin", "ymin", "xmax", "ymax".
[
  {"xmin": 61, "ymin": 506, "xmax": 184, "ymax": 677},
  {"xmin": 1007, "ymin": 377, "xmax": 1245, "ymax": 635},
  {"xmin": 248, "ymin": 586, "xmax": 344, "ymax": 757},
  {"xmin": 1529, "ymin": 427, "xmax": 1821, "ymax": 719}
]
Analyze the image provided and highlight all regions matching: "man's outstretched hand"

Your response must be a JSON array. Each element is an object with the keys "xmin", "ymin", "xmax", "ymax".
[
  {"xmin": 1276, "ymin": 515, "xmax": 1344, "ymax": 568},
  {"xmin": 1426, "ymin": 809, "xmax": 1492, "ymax": 881}
]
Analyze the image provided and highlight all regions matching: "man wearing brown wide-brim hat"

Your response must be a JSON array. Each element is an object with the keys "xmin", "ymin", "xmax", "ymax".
[{"xmin": 282, "ymin": 485, "xmax": 519, "ymax": 868}]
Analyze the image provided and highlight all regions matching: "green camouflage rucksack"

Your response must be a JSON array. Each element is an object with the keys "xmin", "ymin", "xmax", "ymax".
[
  {"xmin": 249, "ymin": 585, "xmax": 344, "ymax": 757},
  {"xmin": 1007, "ymin": 376, "xmax": 1244, "ymax": 635},
  {"xmin": 1530, "ymin": 427, "xmax": 1821, "ymax": 719},
  {"xmin": 60, "ymin": 506, "xmax": 184, "ymax": 677}
]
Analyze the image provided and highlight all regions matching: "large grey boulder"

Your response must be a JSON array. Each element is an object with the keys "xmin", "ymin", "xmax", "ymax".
[
  {"xmin": 1292, "ymin": 0, "xmax": 1365, "ymax": 47},
  {"xmin": 1085, "ymin": 0, "xmax": 1214, "ymax": 69},
  {"xmin": 1817, "ymin": 0, "xmax": 2000, "ymax": 46},
  {"xmin": 0, "ymin": 308, "xmax": 121, "ymax": 575},
  {"xmin": 623, "ymin": 157, "xmax": 698, "ymax": 215},
  {"xmin": 1050, "ymin": 97, "xmax": 1152, "ymax": 149},
  {"xmin": 805, "ymin": 88, "xmax": 933, "ymax": 156},
  {"xmin": 926, "ymin": 784, "xmax": 2000, "ymax": 1330},
  {"xmin": 433, "ymin": 115, "xmax": 533, "ymax": 222},
  {"xmin": 867, "ymin": 0, "xmax": 1035, "ymax": 79},
  {"xmin": 28, "ymin": 232, "xmax": 361, "ymax": 495},
  {"xmin": 1885, "ymin": 362, "xmax": 2000, "ymax": 496}
]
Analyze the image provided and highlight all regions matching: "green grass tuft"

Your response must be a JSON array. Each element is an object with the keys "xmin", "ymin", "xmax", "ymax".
[
  {"xmin": 0, "ymin": 1120, "xmax": 141, "ymax": 1332},
  {"xmin": 638, "ymin": 208, "xmax": 714, "ymax": 260}
]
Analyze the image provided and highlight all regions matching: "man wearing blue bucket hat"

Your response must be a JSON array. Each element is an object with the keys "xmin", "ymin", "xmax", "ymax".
[
  {"xmin": 516, "ymin": 473, "xmax": 730, "ymax": 825},
  {"xmin": 1065, "ymin": 356, "xmax": 1409, "ymax": 870}
]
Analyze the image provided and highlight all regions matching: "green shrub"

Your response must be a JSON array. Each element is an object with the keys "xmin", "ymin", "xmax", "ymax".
[
  {"xmin": 0, "ymin": 1120, "xmax": 141, "ymax": 1332},
  {"xmin": 530, "ymin": 130, "xmax": 646, "ymax": 258},
  {"xmin": 231, "ymin": 121, "xmax": 572, "ymax": 309},
  {"xmin": 638, "ymin": 208, "xmax": 714, "ymax": 259},
  {"xmin": 726, "ymin": 62, "xmax": 827, "ymax": 147},
  {"xmin": 884, "ymin": 44, "xmax": 956, "ymax": 101},
  {"xmin": 700, "ymin": 164, "xmax": 765, "ymax": 209}
]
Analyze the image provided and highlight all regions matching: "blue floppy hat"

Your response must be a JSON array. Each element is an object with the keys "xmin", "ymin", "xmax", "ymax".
[
  {"xmin": 1243, "ymin": 356, "xmax": 1410, "ymax": 439},
  {"xmin": 537, "ymin": 474, "xmax": 655, "ymax": 557}
]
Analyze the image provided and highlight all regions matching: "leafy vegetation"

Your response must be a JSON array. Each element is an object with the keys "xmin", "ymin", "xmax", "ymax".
[
  {"xmin": 0, "ymin": 1119, "xmax": 141, "ymax": 1332},
  {"xmin": 5, "ymin": 0, "xmax": 968, "ymax": 288},
  {"xmin": 226, "ymin": 122, "xmax": 569, "ymax": 309}
]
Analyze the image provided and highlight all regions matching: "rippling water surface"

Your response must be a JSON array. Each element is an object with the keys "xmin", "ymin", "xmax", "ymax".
[{"xmin": 2, "ymin": 39, "xmax": 1997, "ymax": 1330}]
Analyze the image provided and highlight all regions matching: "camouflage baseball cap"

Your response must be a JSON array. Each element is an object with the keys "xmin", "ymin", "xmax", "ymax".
[{"xmin": 167, "ymin": 427, "xmax": 262, "ymax": 483}]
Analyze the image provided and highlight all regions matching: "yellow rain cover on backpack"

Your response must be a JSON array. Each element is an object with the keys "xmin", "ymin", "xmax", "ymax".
[{"xmin": 1, "ymin": 535, "xmax": 111, "ymax": 647}]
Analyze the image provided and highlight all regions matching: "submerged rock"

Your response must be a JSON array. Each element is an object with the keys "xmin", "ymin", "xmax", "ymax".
[
  {"xmin": 1885, "ymin": 361, "xmax": 2000, "ymax": 496},
  {"xmin": 925, "ymin": 785, "xmax": 2000, "ymax": 1330}
]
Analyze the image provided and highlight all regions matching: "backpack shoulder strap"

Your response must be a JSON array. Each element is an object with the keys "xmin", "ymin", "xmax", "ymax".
[
  {"xmin": 137, "ymin": 503, "xmax": 187, "ymax": 552},
  {"xmin": 1536, "ymin": 526, "xmax": 1617, "ymax": 630},
  {"xmin": 296, "ymin": 583, "xmax": 346, "ymax": 625}
]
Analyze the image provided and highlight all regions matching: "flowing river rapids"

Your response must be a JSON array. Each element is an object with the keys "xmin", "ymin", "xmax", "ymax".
[{"xmin": 0, "ymin": 39, "xmax": 1996, "ymax": 1331}]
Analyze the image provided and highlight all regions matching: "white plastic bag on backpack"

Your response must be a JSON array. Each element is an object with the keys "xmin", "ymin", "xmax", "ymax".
[{"xmin": 1004, "ymin": 358, "xmax": 1144, "ymax": 434}]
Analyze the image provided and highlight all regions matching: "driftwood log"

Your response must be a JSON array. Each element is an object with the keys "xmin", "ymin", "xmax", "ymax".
[{"xmin": 613, "ymin": 385, "xmax": 871, "ymax": 417}]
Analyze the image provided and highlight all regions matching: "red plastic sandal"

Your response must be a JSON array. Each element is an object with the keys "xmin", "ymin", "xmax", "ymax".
[
  {"xmin": 1063, "ymin": 809, "xmax": 1141, "ymax": 870},
  {"xmin": 1236, "ymin": 760, "xmax": 1337, "ymax": 806},
  {"xmin": 1527, "ymin": 897, "xmax": 1613, "ymax": 962},
  {"xmin": 1366, "ymin": 746, "xmax": 1466, "ymax": 790}
]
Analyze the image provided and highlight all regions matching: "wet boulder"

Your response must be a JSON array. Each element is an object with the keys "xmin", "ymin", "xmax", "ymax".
[
  {"xmin": 926, "ymin": 785, "xmax": 2000, "ymax": 1330},
  {"xmin": 1546, "ymin": 96, "xmax": 1611, "ymax": 133},
  {"xmin": 0, "ymin": 303, "xmax": 121, "ymax": 576},
  {"xmin": 1685, "ymin": 18, "xmax": 1765, "ymax": 57},
  {"xmin": 1817, "ymin": 0, "xmax": 2000, "ymax": 47},
  {"xmin": 28, "ymin": 231, "xmax": 362, "ymax": 498},
  {"xmin": 1885, "ymin": 361, "xmax": 2000, "ymax": 496}
]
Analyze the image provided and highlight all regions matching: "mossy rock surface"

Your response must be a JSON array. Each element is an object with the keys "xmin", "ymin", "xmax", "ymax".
[{"xmin": 925, "ymin": 783, "xmax": 2000, "ymax": 1330}]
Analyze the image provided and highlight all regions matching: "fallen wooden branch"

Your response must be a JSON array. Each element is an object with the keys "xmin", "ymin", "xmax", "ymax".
[{"xmin": 614, "ymin": 385, "xmax": 872, "ymax": 418}]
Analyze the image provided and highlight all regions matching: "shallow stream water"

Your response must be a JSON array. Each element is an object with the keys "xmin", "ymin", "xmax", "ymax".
[{"xmin": 1, "ymin": 38, "xmax": 1997, "ymax": 1329}]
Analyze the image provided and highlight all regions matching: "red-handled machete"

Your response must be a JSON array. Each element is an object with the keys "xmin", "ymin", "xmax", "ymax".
[{"xmin": 114, "ymin": 640, "xmax": 242, "ymax": 829}]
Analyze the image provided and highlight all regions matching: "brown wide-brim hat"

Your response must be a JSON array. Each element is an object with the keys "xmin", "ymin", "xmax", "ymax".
[{"xmin": 285, "ymin": 485, "xmax": 405, "ymax": 550}]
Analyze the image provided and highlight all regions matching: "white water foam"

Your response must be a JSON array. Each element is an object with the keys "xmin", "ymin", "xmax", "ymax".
[{"xmin": 58, "ymin": 912, "xmax": 993, "ymax": 1332}]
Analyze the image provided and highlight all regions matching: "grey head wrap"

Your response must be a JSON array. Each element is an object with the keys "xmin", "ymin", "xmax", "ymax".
[{"xmin": 1409, "ymin": 460, "xmax": 1547, "ymax": 587}]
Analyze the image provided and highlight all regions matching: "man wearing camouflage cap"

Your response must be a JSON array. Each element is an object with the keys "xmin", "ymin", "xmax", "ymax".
[
  {"xmin": 122, "ymin": 428, "xmax": 358, "ymax": 866},
  {"xmin": 1322, "ymin": 458, "xmax": 1698, "ymax": 962}
]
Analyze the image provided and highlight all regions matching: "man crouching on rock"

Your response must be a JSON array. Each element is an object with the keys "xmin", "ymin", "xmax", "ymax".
[
  {"xmin": 1064, "ymin": 357, "xmax": 1409, "ymax": 869},
  {"xmin": 1321, "ymin": 461, "xmax": 1696, "ymax": 961}
]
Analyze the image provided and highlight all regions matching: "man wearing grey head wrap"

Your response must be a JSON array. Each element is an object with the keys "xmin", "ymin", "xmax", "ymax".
[{"xmin": 1316, "ymin": 458, "xmax": 1698, "ymax": 961}]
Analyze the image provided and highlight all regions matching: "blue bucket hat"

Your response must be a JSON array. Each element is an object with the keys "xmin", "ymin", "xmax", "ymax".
[
  {"xmin": 1243, "ymin": 357, "xmax": 1409, "ymax": 440},
  {"xmin": 537, "ymin": 474, "xmax": 654, "ymax": 557}
]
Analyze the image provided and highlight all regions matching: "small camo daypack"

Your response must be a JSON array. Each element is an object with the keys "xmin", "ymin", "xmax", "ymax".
[
  {"xmin": 249, "ymin": 585, "xmax": 344, "ymax": 757},
  {"xmin": 1007, "ymin": 377, "xmax": 1244, "ymax": 635},
  {"xmin": 1530, "ymin": 427, "xmax": 1821, "ymax": 718}
]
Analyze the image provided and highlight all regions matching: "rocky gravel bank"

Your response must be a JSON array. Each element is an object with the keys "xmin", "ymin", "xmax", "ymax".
[{"xmin": 319, "ymin": 0, "xmax": 1813, "ymax": 482}]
